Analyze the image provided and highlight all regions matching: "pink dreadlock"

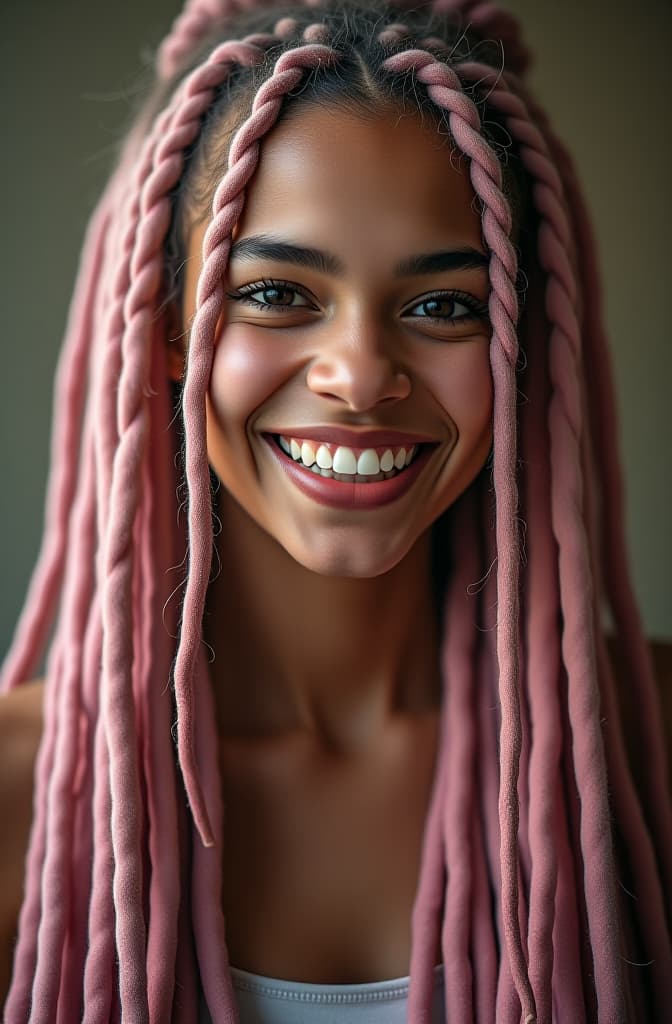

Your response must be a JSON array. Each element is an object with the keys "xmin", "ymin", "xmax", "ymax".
[{"xmin": 2, "ymin": 0, "xmax": 671, "ymax": 1021}]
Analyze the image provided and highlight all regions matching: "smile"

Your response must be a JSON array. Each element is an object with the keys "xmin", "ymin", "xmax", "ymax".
[
  {"xmin": 276, "ymin": 435, "xmax": 419, "ymax": 483},
  {"xmin": 264, "ymin": 431, "xmax": 437, "ymax": 511}
]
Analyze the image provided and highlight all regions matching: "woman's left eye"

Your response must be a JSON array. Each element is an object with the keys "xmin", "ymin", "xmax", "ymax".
[{"xmin": 404, "ymin": 291, "xmax": 488, "ymax": 322}]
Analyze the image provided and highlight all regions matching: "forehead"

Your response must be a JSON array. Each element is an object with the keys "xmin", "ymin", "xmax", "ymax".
[{"xmin": 229, "ymin": 104, "xmax": 483, "ymax": 260}]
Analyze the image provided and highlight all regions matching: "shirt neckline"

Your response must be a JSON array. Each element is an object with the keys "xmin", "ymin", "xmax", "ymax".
[{"xmin": 229, "ymin": 962, "xmax": 445, "ymax": 1004}]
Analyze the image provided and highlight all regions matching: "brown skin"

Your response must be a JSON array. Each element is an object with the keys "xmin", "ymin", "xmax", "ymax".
[
  {"xmin": 2, "ymin": 644, "xmax": 670, "ymax": 998},
  {"xmin": 183, "ymin": 107, "xmax": 491, "ymax": 979},
  {"xmin": 0, "ymin": 681, "xmax": 44, "ymax": 1004},
  {"xmin": 1, "ymin": 106, "xmax": 671, "ymax": 999},
  {"xmin": 186, "ymin": 107, "xmax": 494, "ymax": 586}
]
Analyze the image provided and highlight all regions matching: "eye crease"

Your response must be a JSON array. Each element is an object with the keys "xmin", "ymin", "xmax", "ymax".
[
  {"xmin": 227, "ymin": 279, "xmax": 317, "ymax": 309},
  {"xmin": 403, "ymin": 290, "xmax": 489, "ymax": 322},
  {"xmin": 226, "ymin": 279, "xmax": 489, "ymax": 323}
]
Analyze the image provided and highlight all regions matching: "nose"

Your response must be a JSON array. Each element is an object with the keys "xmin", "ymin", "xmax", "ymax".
[{"xmin": 305, "ymin": 319, "xmax": 411, "ymax": 412}]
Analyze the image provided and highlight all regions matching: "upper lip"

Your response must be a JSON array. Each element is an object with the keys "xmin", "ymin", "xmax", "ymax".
[{"xmin": 265, "ymin": 427, "xmax": 438, "ymax": 448}]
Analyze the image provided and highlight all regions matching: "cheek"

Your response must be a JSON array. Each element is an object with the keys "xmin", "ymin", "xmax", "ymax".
[
  {"xmin": 424, "ymin": 342, "xmax": 493, "ymax": 517},
  {"xmin": 207, "ymin": 328, "xmax": 286, "ymax": 429},
  {"xmin": 206, "ymin": 327, "xmax": 295, "ymax": 488},
  {"xmin": 428, "ymin": 342, "xmax": 494, "ymax": 438}
]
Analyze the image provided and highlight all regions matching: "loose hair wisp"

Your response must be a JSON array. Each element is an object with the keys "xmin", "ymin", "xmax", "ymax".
[{"xmin": 3, "ymin": 1, "xmax": 671, "ymax": 1021}]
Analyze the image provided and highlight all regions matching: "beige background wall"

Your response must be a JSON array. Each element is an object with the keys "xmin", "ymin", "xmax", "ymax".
[{"xmin": 1, "ymin": 0, "xmax": 670, "ymax": 662}]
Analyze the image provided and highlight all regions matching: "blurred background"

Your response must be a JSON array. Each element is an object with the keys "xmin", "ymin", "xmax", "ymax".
[{"xmin": 1, "ymin": 0, "xmax": 670, "ymax": 661}]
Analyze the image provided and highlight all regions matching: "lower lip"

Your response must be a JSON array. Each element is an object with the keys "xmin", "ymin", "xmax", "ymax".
[{"xmin": 265, "ymin": 437, "xmax": 434, "ymax": 510}]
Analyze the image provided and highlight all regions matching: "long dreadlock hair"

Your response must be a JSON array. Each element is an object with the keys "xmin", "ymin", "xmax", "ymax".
[{"xmin": 2, "ymin": 1, "xmax": 671, "ymax": 1021}]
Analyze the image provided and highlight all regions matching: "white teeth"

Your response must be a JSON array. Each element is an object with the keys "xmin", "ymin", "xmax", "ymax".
[
  {"xmin": 332, "ymin": 446, "xmax": 357, "ymax": 474},
  {"xmin": 379, "ymin": 449, "xmax": 394, "ymax": 473},
  {"xmin": 357, "ymin": 449, "xmax": 380, "ymax": 476},
  {"xmin": 301, "ymin": 441, "xmax": 316, "ymax": 467},
  {"xmin": 278, "ymin": 435, "xmax": 423, "ymax": 480},
  {"xmin": 316, "ymin": 445, "xmax": 333, "ymax": 470}
]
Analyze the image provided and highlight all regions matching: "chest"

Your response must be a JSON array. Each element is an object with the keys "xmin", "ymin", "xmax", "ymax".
[{"xmin": 218, "ymin": 716, "xmax": 440, "ymax": 984}]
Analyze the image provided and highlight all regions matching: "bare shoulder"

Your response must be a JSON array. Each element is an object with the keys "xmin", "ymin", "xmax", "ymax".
[
  {"xmin": 649, "ymin": 639, "xmax": 672, "ymax": 788},
  {"xmin": 0, "ymin": 680, "xmax": 44, "ymax": 1006},
  {"xmin": 648, "ymin": 639, "xmax": 672, "ymax": 701},
  {"xmin": 0, "ymin": 679, "xmax": 44, "ymax": 812},
  {"xmin": 606, "ymin": 636, "xmax": 672, "ymax": 791}
]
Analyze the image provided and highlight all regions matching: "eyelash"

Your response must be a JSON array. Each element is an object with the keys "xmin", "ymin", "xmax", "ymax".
[
  {"xmin": 404, "ymin": 289, "xmax": 490, "ymax": 323},
  {"xmin": 226, "ymin": 279, "xmax": 489, "ymax": 323},
  {"xmin": 226, "ymin": 279, "xmax": 315, "ymax": 312}
]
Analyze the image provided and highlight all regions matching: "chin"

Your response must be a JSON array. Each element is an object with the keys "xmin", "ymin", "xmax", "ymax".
[{"xmin": 281, "ymin": 532, "xmax": 418, "ymax": 580}]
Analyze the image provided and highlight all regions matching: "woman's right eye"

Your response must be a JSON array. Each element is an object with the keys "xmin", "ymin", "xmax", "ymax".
[{"xmin": 227, "ymin": 281, "xmax": 315, "ymax": 310}]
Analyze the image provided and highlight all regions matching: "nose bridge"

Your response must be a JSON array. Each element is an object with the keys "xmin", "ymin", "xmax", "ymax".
[{"xmin": 306, "ymin": 308, "xmax": 410, "ymax": 411}]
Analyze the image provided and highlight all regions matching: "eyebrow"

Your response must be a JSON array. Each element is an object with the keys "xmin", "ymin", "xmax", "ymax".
[
  {"xmin": 229, "ymin": 235, "xmax": 344, "ymax": 275},
  {"xmin": 395, "ymin": 248, "xmax": 489, "ymax": 276},
  {"xmin": 229, "ymin": 234, "xmax": 489, "ymax": 278}
]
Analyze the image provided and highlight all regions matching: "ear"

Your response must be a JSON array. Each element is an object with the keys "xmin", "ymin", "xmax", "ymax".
[{"xmin": 162, "ymin": 300, "xmax": 187, "ymax": 383}]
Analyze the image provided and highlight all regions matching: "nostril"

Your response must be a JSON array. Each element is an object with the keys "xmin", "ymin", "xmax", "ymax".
[
  {"xmin": 312, "ymin": 388, "xmax": 351, "ymax": 404},
  {"xmin": 306, "ymin": 363, "xmax": 411, "ymax": 411}
]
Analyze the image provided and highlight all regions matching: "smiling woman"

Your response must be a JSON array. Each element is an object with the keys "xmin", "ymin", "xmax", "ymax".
[
  {"xmin": 183, "ymin": 108, "xmax": 493, "ymax": 576},
  {"xmin": 1, "ymin": 1, "xmax": 671, "ymax": 1023}
]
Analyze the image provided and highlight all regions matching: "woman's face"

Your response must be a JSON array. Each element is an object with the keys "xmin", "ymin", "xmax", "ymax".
[{"xmin": 182, "ymin": 105, "xmax": 493, "ymax": 578}]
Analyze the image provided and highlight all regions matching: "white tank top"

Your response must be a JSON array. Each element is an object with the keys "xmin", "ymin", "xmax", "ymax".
[{"xmin": 225, "ymin": 962, "xmax": 445, "ymax": 1023}]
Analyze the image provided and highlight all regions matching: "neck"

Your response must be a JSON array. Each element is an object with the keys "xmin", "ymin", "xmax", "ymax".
[{"xmin": 205, "ymin": 494, "xmax": 442, "ymax": 752}]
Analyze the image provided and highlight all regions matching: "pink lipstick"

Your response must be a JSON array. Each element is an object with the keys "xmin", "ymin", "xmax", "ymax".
[{"xmin": 265, "ymin": 434, "xmax": 435, "ymax": 510}]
